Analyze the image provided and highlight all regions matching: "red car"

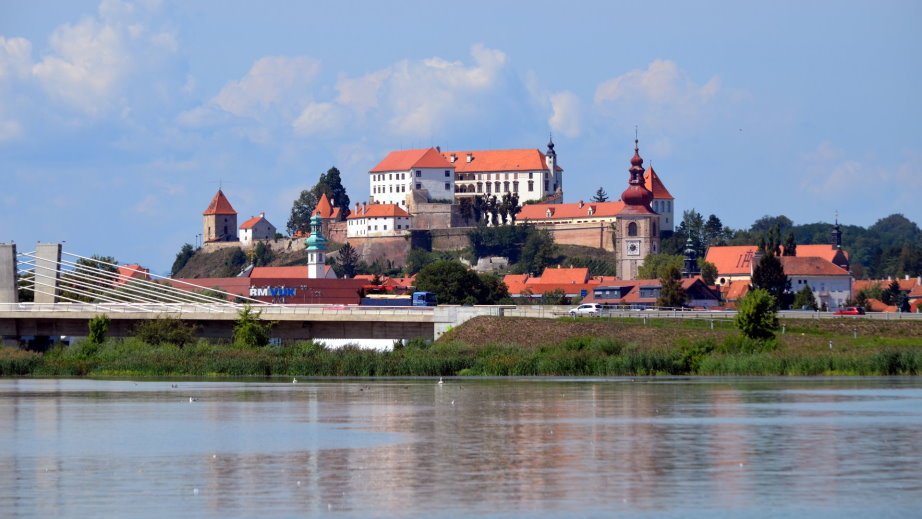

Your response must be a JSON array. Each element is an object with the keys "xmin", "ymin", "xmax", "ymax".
[{"xmin": 834, "ymin": 306, "xmax": 865, "ymax": 315}]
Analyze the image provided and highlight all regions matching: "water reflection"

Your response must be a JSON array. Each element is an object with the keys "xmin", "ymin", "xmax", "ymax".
[{"xmin": 0, "ymin": 378, "xmax": 920, "ymax": 517}]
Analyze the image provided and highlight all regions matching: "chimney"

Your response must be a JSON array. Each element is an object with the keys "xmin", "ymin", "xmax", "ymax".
[
  {"xmin": 466, "ymin": 153, "xmax": 473, "ymax": 163},
  {"xmin": 450, "ymin": 154, "xmax": 457, "ymax": 163},
  {"xmin": 436, "ymin": 146, "xmax": 441, "ymax": 152},
  {"xmin": 906, "ymin": 275, "xmax": 910, "ymax": 281},
  {"xmin": 578, "ymin": 200, "xmax": 584, "ymax": 208},
  {"xmin": 259, "ymin": 212, "xmax": 264, "ymax": 218}
]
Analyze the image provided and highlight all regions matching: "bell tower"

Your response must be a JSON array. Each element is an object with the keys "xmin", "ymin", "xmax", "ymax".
[
  {"xmin": 305, "ymin": 214, "xmax": 328, "ymax": 279},
  {"xmin": 614, "ymin": 137, "xmax": 660, "ymax": 280}
]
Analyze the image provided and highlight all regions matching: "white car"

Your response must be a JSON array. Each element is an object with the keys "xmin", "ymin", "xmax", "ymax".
[{"xmin": 569, "ymin": 303, "xmax": 602, "ymax": 316}]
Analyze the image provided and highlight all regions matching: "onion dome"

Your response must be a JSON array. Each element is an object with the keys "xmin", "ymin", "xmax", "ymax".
[
  {"xmin": 305, "ymin": 214, "xmax": 327, "ymax": 251},
  {"xmin": 619, "ymin": 139, "xmax": 655, "ymax": 212}
]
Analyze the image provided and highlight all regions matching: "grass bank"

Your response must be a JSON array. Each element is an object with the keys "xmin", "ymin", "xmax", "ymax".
[{"xmin": 2, "ymin": 316, "xmax": 921, "ymax": 378}]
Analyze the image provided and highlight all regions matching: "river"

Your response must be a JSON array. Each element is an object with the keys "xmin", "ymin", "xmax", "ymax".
[{"xmin": 1, "ymin": 378, "xmax": 920, "ymax": 518}]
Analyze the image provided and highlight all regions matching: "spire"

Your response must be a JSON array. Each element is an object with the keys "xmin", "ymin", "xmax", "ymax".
[
  {"xmin": 305, "ymin": 214, "xmax": 327, "ymax": 252},
  {"xmin": 545, "ymin": 133, "xmax": 556, "ymax": 159},
  {"xmin": 831, "ymin": 211, "xmax": 843, "ymax": 249}
]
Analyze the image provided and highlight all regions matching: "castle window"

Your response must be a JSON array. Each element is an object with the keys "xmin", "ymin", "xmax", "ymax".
[
  {"xmin": 416, "ymin": 170, "xmax": 421, "ymax": 177},
  {"xmin": 513, "ymin": 181, "xmax": 519, "ymax": 193},
  {"xmin": 628, "ymin": 222, "xmax": 638, "ymax": 237},
  {"xmin": 445, "ymin": 170, "xmax": 450, "ymax": 177}
]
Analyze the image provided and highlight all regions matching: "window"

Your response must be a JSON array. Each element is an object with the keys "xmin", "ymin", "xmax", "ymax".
[
  {"xmin": 495, "ymin": 181, "xmax": 500, "ymax": 192},
  {"xmin": 389, "ymin": 174, "xmax": 393, "ymax": 180},
  {"xmin": 513, "ymin": 181, "xmax": 519, "ymax": 193},
  {"xmin": 416, "ymin": 170, "xmax": 421, "ymax": 177},
  {"xmin": 416, "ymin": 183, "xmax": 421, "ymax": 190},
  {"xmin": 445, "ymin": 170, "xmax": 450, "ymax": 177},
  {"xmin": 529, "ymin": 172, "xmax": 533, "ymax": 180},
  {"xmin": 528, "ymin": 180, "xmax": 534, "ymax": 191},
  {"xmin": 628, "ymin": 222, "xmax": 638, "ymax": 237},
  {"xmin": 384, "ymin": 225, "xmax": 388, "ymax": 230},
  {"xmin": 503, "ymin": 181, "xmax": 509, "ymax": 192},
  {"xmin": 445, "ymin": 182, "xmax": 450, "ymax": 190},
  {"xmin": 544, "ymin": 180, "xmax": 549, "ymax": 191}
]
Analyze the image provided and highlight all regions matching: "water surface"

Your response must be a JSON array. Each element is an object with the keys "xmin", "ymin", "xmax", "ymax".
[{"xmin": 1, "ymin": 378, "xmax": 920, "ymax": 518}]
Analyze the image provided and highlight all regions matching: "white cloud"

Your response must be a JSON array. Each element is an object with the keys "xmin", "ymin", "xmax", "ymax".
[
  {"xmin": 211, "ymin": 56, "xmax": 321, "ymax": 119},
  {"xmin": 594, "ymin": 59, "xmax": 725, "ymax": 130},
  {"xmin": 0, "ymin": 37, "xmax": 33, "ymax": 80},
  {"xmin": 0, "ymin": 118, "xmax": 22, "ymax": 142},
  {"xmin": 548, "ymin": 91, "xmax": 581, "ymax": 138},
  {"xmin": 292, "ymin": 102, "xmax": 344, "ymax": 136},
  {"xmin": 336, "ymin": 69, "xmax": 390, "ymax": 116}
]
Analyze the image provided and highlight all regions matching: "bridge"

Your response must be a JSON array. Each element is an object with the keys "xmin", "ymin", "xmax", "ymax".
[{"xmin": 0, "ymin": 243, "xmax": 503, "ymax": 345}]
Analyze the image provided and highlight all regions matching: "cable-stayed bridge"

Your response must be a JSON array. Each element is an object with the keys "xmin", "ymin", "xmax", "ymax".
[{"xmin": 0, "ymin": 243, "xmax": 502, "ymax": 345}]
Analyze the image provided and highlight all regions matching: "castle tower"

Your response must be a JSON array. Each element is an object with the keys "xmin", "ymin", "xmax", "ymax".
[
  {"xmin": 203, "ymin": 189, "xmax": 238, "ymax": 242},
  {"xmin": 545, "ymin": 135, "xmax": 562, "ymax": 198},
  {"xmin": 305, "ymin": 214, "xmax": 328, "ymax": 279},
  {"xmin": 614, "ymin": 138, "xmax": 660, "ymax": 280}
]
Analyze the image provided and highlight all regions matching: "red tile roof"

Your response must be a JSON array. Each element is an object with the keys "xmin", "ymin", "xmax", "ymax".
[
  {"xmin": 249, "ymin": 266, "xmax": 308, "ymax": 278},
  {"xmin": 643, "ymin": 166, "xmax": 674, "ymax": 200},
  {"xmin": 116, "ymin": 264, "xmax": 150, "ymax": 285},
  {"xmin": 347, "ymin": 203, "xmax": 411, "ymax": 219},
  {"xmin": 705, "ymin": 246, "xmax": 759, "ymax": 276},
  {"xmin": 239, "ymin": 214, "xmax": 270, "ymax": 230},
  {"xmin": 371, "ymin": 147, "xmax": 453, "ymax": 172},
  {"xmin": 854, "ymin": 277, "xmax": 921, "ymax": 294},
  {"xmin": 314, "ymin": 193, "xmax": 334, "ymax": 218},
  {"xmin": 441, "ymin": 149, "xmax": 562, "ymax": 173},
  {"xmin": 203, "ymin": 189, "xmax": 237, "ymax": 215},
  {"xmin": 518, "ymin": 200, "xmax": 625, "ymax": 221},
  {"xmin": 866, "ymin": 298, "xmax": 897, "ymax": 312},
  {"xmin": 531, "ymin": 267, "xmax": 590, "ymax": 285},
  {"xmin": 779, "ymin": 256, "xmax": 850, "ymax": 277}
]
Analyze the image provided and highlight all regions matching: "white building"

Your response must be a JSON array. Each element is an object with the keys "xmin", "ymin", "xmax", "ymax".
[
  {"xmin": 781, "ymin": 256, "xmax": 852, "ymax": 310},
  {"xmin": 444, "ymin": 139, "xmax": 562, "ymax": 204},
  {"xmin": 239, "ymin": 212, "xmax": 276, "ymax": 247},
  {"xmin": 643, "ymin": 166, "xmax": 675, "ymax": 234},
  {"xmin": 347, "ymin": 203, "xmax": 413, "ymax": 238},
  {"xmin": 369, "ymin": 148, "xmax": 455, "ymax": 207}
]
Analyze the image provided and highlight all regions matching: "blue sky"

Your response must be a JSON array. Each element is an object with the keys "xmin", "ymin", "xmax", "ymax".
[{"xmin": 2, "ymin": 0, "xmax": 920, "ymax": 273}]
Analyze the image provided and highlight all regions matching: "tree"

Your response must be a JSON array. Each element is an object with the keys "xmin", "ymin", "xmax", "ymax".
[
  {"xmin": 287, "ymin": 190, "xmax": 318, "ymax": 236},
  {"xmin": 135, "ymin": 317, "xmax": 198, "ymax": 348},
  {"xmin": 459, "ymin": 198, "xmax": 474, "ymax": 225},
  {"xmin": 591, "ymin": 187, "xmax": 609, "ymax": 203},
  {"xmin": 638, "ymin": 254, "xmax": 683, "ymax": 280},
  {"xmin": 855, "ymin": 290, "xmax": 870, "ymax": 311},
  {"xmin": 518, "ymin": 228, "xmax": 558, "ymax": 275},
  {"xmin": 507, "ymin": 193, "xmax": 521, "ymax": 224},
  {"xmin": 478, "ymin": 273, "xmax": 511, "ymax": 304},
  {"xmin": 171, "ymin": 243, "xmax": 195, "ymax": 276},
  {"xmin": 472, "ymin": 196, "xmax": 485, "ymax": 224},
  {"xmin": 233, "ymin": 305, "xmax": 275, "ymax": 347},
  {"xmin": 750, "ymin": 215, "xmax": 793, "ymax": 236},
  {"xmin": 87, "ymin": 314, "xmax": 110, "ymax": 344},
  {"xmin": 414, "ymin": 260, "xmax": 487, "ymax": 305},
  {"xmin": 698, "ymin": 259, "xmax": 718, "ymax": 286},
  {"xmin": 792, "ymin": 284, "xmax": 817, "ymax": 310},
  {"xmin": 703, "ymin": 214, "xmax": 730, "ymax": 247},
  {"xmin": 539, "ymin": 288, "xmax": 568, "ymax": 305},
  {"xmin": 251, "ymin": 241, "xmax": 274, "ymax": 266},
  {"xmin": 881, "ymin": 280, "xmax": 901, "ymax": 305},
  {"xmin": 338, "ymin": 242, "xmax": 359, "ymax": 278},
  {"xmin": 314, "ymin": 166, "xmax": 351, "ymax": 217},
  {"xmin": 60, "ymin": 255, "xmax": 119, "ymax": 302},
  {"xmin": 736, "ymin": 289, "xmax": 780, "ymax": 340},
  {"xmin": 656, "ymin": 266, "xmax": 686, "ymax": 308},
  {"xmin": 751, "ymin": 252, "xmax": 790, "ymax": 308},
  {"xmin": 782, "ymin": 232, "xmax": 797, "ymax": 256}
]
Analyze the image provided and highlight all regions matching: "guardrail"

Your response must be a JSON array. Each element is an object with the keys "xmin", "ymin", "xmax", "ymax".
[
  {"xmin": 504, "ymin": 306, "xmax": 922, "ymax": 321},
  {"xmin": 0, "ymin": 302, "xmax": 437, "ymax": 318}
]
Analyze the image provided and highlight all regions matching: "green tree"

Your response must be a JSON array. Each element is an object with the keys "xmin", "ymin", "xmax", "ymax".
[
  {"xmin": 698, "ymin": 259, "xmax": 718, "ymax": 285},
  {"xmin": 539, "ymin": 288, "xmax": 568, "ymax": 305},
  {"xmin": 478, "ymin": 273, "xmax": 511, "ymax": 304},
  {"xmin": 459, "ymin": 197, "xmax": 474, "ymax": 225},
  {"xmin": 251, "ymin": 241, "xmax": 274, "ymax": 266},
  {"xmin": 736, "ymin": 288, "xmax": 779, "ymax": 340},
  {"xmin": 314, "ymin": 166, "xmax": 351, "ymax": 217},
  {"xmin": 518, "ymin": 228, "xmax": 558, "ymax": 275},
  {"xmin": 656, "ymin": 266, "xmax": 686, "ymax": 308},
  {"xmin": 414, "ymin": 260, "xmax": 486, "ymax": 305},
  {"xmin": 591, "ymin": 187, "xmax": 609, "ymax": 202},
  {"xmin": 338, "ymin": 242, "xmax": 359, "ymax": 278},
  {"xmin": 171, "ymin": 243, "xmax": 195, "ymax": 276},
  {"xmin": 135, "ymin": 317, "xmax": 199, "ymax": 348},
  {"xmin": 855, "ymin": 290, "xmax": 870, "ymax": 311},
  {"xmin": 287, "ymin": 190, "xmax": 318, "ymax": 236},
  {"xmin": 233, "ymin": 305, "xmax": 275, "ymax": 347},
  {"xmin": 881, "ymin": 280, "xmax": 901, "ymax": 305},
  {"xmin": 751, "ymin": 252, "xmax": 790, "ymax": 308},
  {"xmin": 87, "ymin": 314, "xmax": 110, "ymax": 344},
  {"xmin": 638, "ymin": 254, "xmax": 684, "ymax": 280},
  {"xmin": 792, "ymin": 284, "xmax": 817, "ymax": 310},
  {"xmin": 782, "ymin": 232, "xmax": 797, "ymax": 256}
]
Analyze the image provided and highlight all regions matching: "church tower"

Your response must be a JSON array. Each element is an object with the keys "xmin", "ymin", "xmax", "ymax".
[
  {"xmin": 831, "ymin": 215, "xmax": 843, "ymax": 249},
  {"xmin": 306, "ymin": 214, "xmax": 328, "ymax": 279},
  {"xmin": 202, "ymin": 189, "xmax": 238, "ymax": 242},
  {"xmin": 614, "ymin": 139, "xmax": 660, "ymax": 280}
]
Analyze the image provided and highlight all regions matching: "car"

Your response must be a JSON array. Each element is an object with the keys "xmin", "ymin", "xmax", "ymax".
[
  {"xmin": 833, "ymin": 306, "xmax": 865, "ymax": 316},
  {"xmin": 569, "ymin": 303, "xmax": 602, "ymax": 316}
]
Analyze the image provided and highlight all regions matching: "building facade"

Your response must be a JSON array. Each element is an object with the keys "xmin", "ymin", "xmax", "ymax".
[
  {"xmin": 202, "ymin": 189, "xmax": 238, "ymax": 242},
  {"xmin": 643, "ymin": 165, "xmax": 675, "ymax": 234},
  {"xmin": 445, "ymin": 139, "xmax": 563, "ymax": 204},
  {"xmin": 346, "ymin": 203, "xmax": 413, "ymax": 238},
  {"xmin": 239, "ymin": 212, "xmax": 277, "ymax": 247},
  {"xmin": 613, "ymin": 140, "xmax": 660, "ymax": 280},
  {"xmin": 369, "ymin": 148, "xmax": 455, "ymax": 207}
]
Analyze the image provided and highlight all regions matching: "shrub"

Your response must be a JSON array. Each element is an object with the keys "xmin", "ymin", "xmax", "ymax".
[
  {"xmin": 233, "ymin": 305, "xmax": 275, "ymax": 347},
  {"xmin": 87, "ymin": 314, "xmax": 110, "ymax": 344},
  {"xmin": 736, "ymin": 289, "xmax": 779, "ymax": 340},
  {"xmin": 135, "ymin": 317, "xmax": 199, "ymax": 348}
]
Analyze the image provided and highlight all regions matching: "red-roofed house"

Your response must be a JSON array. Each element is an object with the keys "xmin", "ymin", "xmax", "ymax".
[
  {"xmin": 202, "ymin": 189, "xmax": 238, "ymax": 242},
  {"xmin": 313, "ymin": 193, "xmax": 342, "ymax": 221},
  {"xmin": 347, "ymin": 203, "xmax": 412, "ymax": 238},
  {"xmin": 116, "ymin": 264, "xmax": 150, "ymax": 285},
  {"xmin": 502, "ymin": 267, "xmax": 619, "ymax": 301},
  {"xmin": 370, "ymin": 147, "xmax": 455, "ymax": 207},
  {"xmin": 582, "ymin": 277, "xmax": 720, "ymax": 309},
  {"xmin": 706, "ymin": 244, "xmax": 851, "ymax": 284},
  {"xmin": 239, "ymin": 212, "xmax": 277, "ymax": 248},
  {"xmin": 443, "ymin": 139, "xmax": 562, "ymax": 204},
  {"xmin": 780, "ymin": 256, "xmax": 852, "ymax": 310}
]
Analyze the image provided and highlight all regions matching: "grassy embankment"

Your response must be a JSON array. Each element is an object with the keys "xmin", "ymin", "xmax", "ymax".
[{"xmin": 2, "ymin": 316, "xmax": 921, "ymax": 378}]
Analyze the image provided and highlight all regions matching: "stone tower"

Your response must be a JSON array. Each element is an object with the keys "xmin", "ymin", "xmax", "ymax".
[
  {"xmin": 614, "ymin": 139, "xmax": 660, "ymax": 280},
  {"xmin": 203, "ymin": 189, "xmax": 238, "ymax": 242},
  {"xmin": 306, "ymin": 214, "xmax": 328, "ymax": 279}
]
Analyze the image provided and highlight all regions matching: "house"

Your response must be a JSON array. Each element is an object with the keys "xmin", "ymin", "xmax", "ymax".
[
  {"xmin": 854, "ymin": 276, "xmax": 922, "ymax": 311},
  {"xmin": 202, "ymin": 189, "xmax": 238, "ymax": 242},
  {"xmin": 781, "ymin": 256, "xmax": 852, "ymax": 310},
  {"xmin": 239, "ymin": 212, "xmax": 277, "ymax": 247},
  {"xmin": 346, "ymin": 203, "xmax": 412, "ymax": 238},
  {"xmin": 369, "ymin": 148, "xmax": 455, "ymax": 207},
  {"xmin": 517, "ymin": 200, "xmax": 625, "ymax": 226},
  {"xmin": 583, "ymin": 277, "xmax": 720, "ymax": 309},
  {"xmin": 503, "ymin": 267, "xmax": 618, "ymax": 300},
  {"xmin": 706, "ymin": 245, "xmax": 851, "ymax": 285},
  {"xmin": 115, "ymin": 264, "xmax": 150, "ymax": 285},
  {"xmin": 443, "ymin": 139, "xmax": 562, "ymax": 204},
  {"xmin": 643, "ymin": 165, "xmax": 675, "ymax": 233},
  {"xmin": 313, "ymin": 193, "xmax": 342, "ymax": 221}
]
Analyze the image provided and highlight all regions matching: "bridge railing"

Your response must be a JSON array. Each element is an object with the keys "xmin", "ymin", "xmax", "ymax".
[{"xmin": 0, "ymin": 302, "xmax": 438, "ymax": 318}]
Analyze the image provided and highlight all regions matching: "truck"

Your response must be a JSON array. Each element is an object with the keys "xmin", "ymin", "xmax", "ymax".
[{"xmin": 360, "ymin": 291, "xmax": 438, "ymax": 307}]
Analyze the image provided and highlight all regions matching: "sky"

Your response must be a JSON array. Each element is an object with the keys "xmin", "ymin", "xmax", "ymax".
[{"xmin": 1, "ymin": 0, "xmax": 920, "ymax": 274}]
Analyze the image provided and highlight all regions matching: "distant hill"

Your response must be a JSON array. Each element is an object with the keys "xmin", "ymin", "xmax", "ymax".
[{"xmin": 173, "ymin": 245, "xmax": 312, "ymax": 279}]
